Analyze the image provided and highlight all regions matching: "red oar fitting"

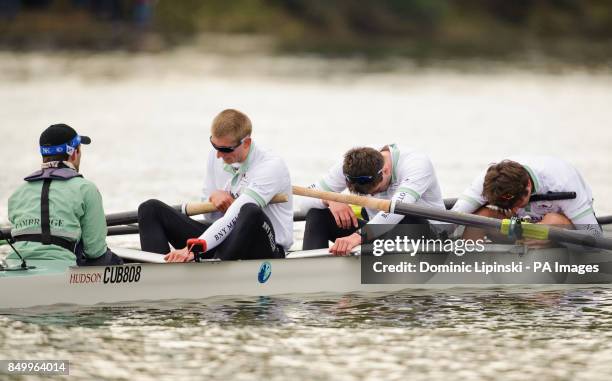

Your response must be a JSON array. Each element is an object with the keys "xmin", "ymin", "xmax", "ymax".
[{"xmin": 186, "ymin": 238, "xmax": 207, "ymax": 262}]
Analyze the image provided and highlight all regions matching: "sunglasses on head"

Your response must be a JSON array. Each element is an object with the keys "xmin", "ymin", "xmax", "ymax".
[
  {"xmin": 210, "ymin": 136, "xmax": 247, "ymax": 153},
  {"xmin": 344, "ymin": 168, "xmax": 383, "ymax": 185}
]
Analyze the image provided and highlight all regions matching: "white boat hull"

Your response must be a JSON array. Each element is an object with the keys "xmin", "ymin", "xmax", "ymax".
[
  {"xmin": 2, "ymin": 254, "xmax": 407, "ymax": 309},
  {"xmin": 1, "ymin": 245, "xmax": 611, "ymax": 309}
]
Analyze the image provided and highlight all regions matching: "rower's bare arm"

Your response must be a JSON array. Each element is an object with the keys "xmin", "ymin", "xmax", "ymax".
[
  {"xmin": 328, "ymin": 200, "xmax": 358, "ymax": 229},
  {"xmin": 209, "ymin": 190, "xmax": 234, "ymax": 213}
]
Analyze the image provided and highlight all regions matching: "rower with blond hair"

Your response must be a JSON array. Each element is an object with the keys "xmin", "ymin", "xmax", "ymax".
[{"xmin": 138, "ymin": 109, "xmax": 293, "ymax": 261}]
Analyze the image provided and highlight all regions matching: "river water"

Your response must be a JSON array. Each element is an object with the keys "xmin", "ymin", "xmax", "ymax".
[
  {"xmin": 0, "ymin": 50, "xmax": 612, "ymax": 380},
  {"xmin": 2, "ymin": 289, "xmax": 612, "ymax": 380}
]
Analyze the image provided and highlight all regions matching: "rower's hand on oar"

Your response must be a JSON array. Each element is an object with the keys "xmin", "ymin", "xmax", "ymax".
[
  {"xmin": 330, "ymin": 233, "xmax": 361, "ymax": 256},
  {"xmin": 327, "ymin": 201, "xmax": 358, "ymax": 230},
  {"xmin": 164, "ymin": 247, "xmax": 194, "ymax": 262},
  {"xmin": 209, "ymin": 190, "xmax": 234, "ymax": 213}
]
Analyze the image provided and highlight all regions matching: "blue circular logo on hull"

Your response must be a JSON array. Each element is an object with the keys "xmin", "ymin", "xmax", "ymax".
[{"xmin": 258, "ymin": 261, "xmax": 272, "ymax": 283}]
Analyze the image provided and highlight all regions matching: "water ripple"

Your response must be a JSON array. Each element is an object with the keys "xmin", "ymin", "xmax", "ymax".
[{"xmin": 2, "ymin": 288, "xmax": 612, "ymax": 380}]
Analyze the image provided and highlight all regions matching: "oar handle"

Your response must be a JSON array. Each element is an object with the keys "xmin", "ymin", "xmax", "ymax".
[
  {"xmin": 292, "ymin": 186, "xmax": 391, "ymax": 213},
  {"xmin": 184, "ymin": 193, "xmax": 289, "ymax": 216}
]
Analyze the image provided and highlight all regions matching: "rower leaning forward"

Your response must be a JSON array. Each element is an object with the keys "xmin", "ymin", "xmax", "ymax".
[
  {"xmin": 299, "ymin": 144, "xmax": 446, "ymax": 255},
  {"xmin": 452, "ymin": 156, "xmax": 603, "ymax": 245},
  {"xmin": 138, "ymin": 109, "xmax": 293, "ymax": 262},
  {"xmin": 6, "ymin": 124, "xmax": 123, "ymax": 268}
]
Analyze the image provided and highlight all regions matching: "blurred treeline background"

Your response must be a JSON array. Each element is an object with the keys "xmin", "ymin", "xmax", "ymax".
[{"xmin": 1, "ymin": 0, "xmax": 612, "ymax": 63}]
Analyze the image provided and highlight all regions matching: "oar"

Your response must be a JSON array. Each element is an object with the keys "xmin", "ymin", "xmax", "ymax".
[
  {"xmin": 106, "ymin": 194, "xmax": 289, "ymax": 227},
  {"xmin": 292, "ymin": 185, "xmax": 612, "ymax": 251},
  {"xmin": 106, "ymin": 210, "xmax": 312, "ymax": 238},
  {"xmin": 107, "ymin": 225, "xmax": 139, "ymax": 236},
  {"xmin": 598, "ymin": 216, "xmax": 612, "ymax": 225},
  {"xmin": 3, "ymin": 192, "xmax": 611, "ymax": 240},
  {"xmin": 0, "ymin": 194, "xmax": 289, "ymax": 240},
  {"xmin": 443, "ymin": 195, "xmax": 611, "ymax": 225}
]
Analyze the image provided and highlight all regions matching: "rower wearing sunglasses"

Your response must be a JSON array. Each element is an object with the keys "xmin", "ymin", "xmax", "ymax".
[
  {"xmin": 300, "ymin": 145, "xmax": 446, "ymax": 255},
  {"xmin": 137, "ymin": 109, "xmax": 293, "ymax": 262},
  {"xmin": 452, "ymin": 156, "xmax": 603, "ymax": 244}
]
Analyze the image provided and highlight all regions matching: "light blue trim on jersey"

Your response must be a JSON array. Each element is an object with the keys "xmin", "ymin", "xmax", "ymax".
[
  {"xmin": 318, "ymin": 179, "xmax": 333, "ymax": 192},
  {"xmin": 388, "ymin": 144, "xmax": 400, "ymax": 184},
  {"xmin": 243, "ymin": 188, "xmax": 267, "ymax": 208},
  {"xmin": 397, "ymin": 187, "xmax": 420, "ymax": 202},
  {"xmin": 522, "ymin": 165, "xmax": 540, "ymax": 193},
  {"xmin": 223, "ymin": 143, "xmax": 255, "ymax": 186}
]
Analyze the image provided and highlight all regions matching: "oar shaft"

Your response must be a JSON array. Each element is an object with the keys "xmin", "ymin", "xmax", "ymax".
[
  {"xmin": 107, "ymin": 208, "xmax": 308, "ymax": 236},
  {"xmin": 184, "ymin": 194, "xmax": 288, "ymax": 215},
  {"xmin": 390, "ymin": 201, "xmax": 612, "ymax": 250},
  {"xmin": 598, "ymin": 216, "xmax": 612, "ymax": 225},
  {"xmin": 391, "ymin": 201, "xmax": 501, "ymax": 230},
  {"xmin": 2, "ymin": 205, "xmax": 306, "ymax": 239},
  {"xmin": 106, "ymin": 193, "xmax": 289, "ymax": 227},
  {"xmin": 107, "ymin": 225, "xmax": 140, "ymax": 236},
  {"xmin": 546, "ymin": 226, "xmax": 611, "ymax": 249},
  {"xmin": 106, "ymin": 205, "xmax": 182, "ymax": 227},
  {"xmin": 293, "ymin": 185, "xmax": 612, "ymax": 251},
  {"xmin": 292, "ymin": 186, "xmax": 391, "ymax": 213}
]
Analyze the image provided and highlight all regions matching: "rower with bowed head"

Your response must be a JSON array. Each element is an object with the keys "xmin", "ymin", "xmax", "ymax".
[
  {"xmin": 7, "ymin": 123, "xmax": 123, "ymax": 268},
  {"xmin": 452, "ymin": 156, "xmax": 603, "ymax": 244},
  {"xmin": 299, "ymin": 144, "xmax": 446, "ymax": 256},
  {"xmin": 138, "ymin": 109, "xmax": 293, "ymax": 262}
]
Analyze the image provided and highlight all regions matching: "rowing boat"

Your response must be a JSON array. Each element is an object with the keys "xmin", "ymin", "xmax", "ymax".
[
  {"xmin": 1, "ymin": 244, "xmax": 611, "ymax": 309},
  {"xmin": 2, "ymin": 187, "xmax": 611, "ymax": 309}
]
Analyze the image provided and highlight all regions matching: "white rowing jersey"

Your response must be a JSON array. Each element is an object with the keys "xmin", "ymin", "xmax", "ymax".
[
  {"xmin": 299, "ymin": 144, "xmax": 445, "ymax": 227},
  {"xmin": 200, "ymin": 143, "xmax": 293, "ymax": 251},
  {"xmin": 452, "ymin": 155, "xmax": 602, "ymax": 235}
]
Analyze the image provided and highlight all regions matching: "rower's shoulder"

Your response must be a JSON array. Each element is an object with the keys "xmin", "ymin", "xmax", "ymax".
[
  {"xmin": 394, "ymin": 145, "xmax": 432, "ymax": 160},
  {"xmin": 64, "ymin": 177, "xmax": 104, "ymax": 200},
  {"xmin": 510, "ymin": 155, "xmax": 587, "ymax": 192},
  {"xmin": 397, "ymin": 147, "xmax": 436, "ymax": 169},
  {"xmin": 254, "ymin": 146, "xmax": 289, "ymax": 169},
  {"xmin": 509, "ymin": 154, "xmax": 572, "ymax": 169},
  {"xmin": 10, "ymin": 175, "xmax": 98, "ymax": 193},
  {"xmin": 511, "ymin": 155, "xmax": 580, "ymax": 177},
  {"xmin": 65, "ymin": 175, "xmax": 99, "ymax": 188}
]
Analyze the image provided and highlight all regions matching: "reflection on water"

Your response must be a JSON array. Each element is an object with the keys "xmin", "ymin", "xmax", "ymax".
[{"xmin": 2, "ymin": 288, "xmax": 612, "ymax": 380}]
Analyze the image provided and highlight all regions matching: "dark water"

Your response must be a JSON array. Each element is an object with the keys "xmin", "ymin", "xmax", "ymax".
[{"xmin": 2, "ymin": 288, "xmax": 612, "ymax": 380}]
